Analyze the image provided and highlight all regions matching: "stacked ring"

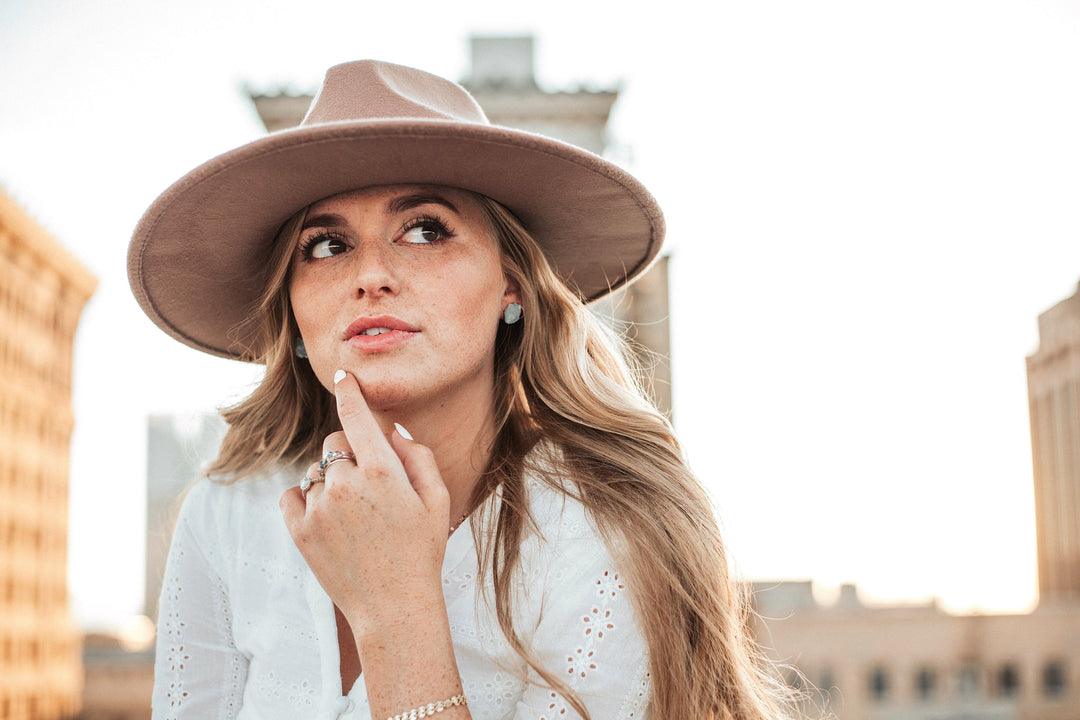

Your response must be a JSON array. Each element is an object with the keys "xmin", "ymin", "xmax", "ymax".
[
  {"xmin": 299, "ymin": 475, "xmax": 323, "ymax": 500},
  {"xmin": 299, "ymin": 450, "xmax": 357, "ymax": 501},
  {"xmin": 319, "ymin": 450, "xmax": 356, "ymax": 476}
]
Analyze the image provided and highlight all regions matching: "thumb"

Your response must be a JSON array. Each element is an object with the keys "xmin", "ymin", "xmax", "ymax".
[{"xmin": 390, "ymin": 424, "xmax": 450, "ymax": 514}]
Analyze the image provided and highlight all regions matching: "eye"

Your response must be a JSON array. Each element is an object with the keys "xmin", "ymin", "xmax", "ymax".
[
  {"xmin": 300, "ymin": 232, "xmax": 350, "ymax": 260},
  {"xmin": 400, "ymin": 216, "xmax": 453, "ymax": 244}
]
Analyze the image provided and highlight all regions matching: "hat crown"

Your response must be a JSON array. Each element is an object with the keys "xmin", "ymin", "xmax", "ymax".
[{"xmin": 301, "ymin": 60, "xmax": 490, "ymax": 127}]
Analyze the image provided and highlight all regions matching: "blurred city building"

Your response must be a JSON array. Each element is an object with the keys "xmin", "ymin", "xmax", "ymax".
[
  {"xmin": 79, "ymin": 626, "xmax": 154, "ymax": 720},
  {"xmin": 251, "ymin": 34, "xmax": 673, "ymax": 417},
  {"xmin": 0, "ymin": 188, "xmax": 95, "ymax": 719},
  {"xmin": 78, "ymin": 414, "xmax": 225, "ymax": 720},
  {"xmin": 753, "ymin": 581, "xmax": 1079, "ymax": 720},
  {"xmin": 1026, "ymin": 281, "xmax": 1080, "ymax": 603},
  {"xmin": 750, "ymin": 283, "xmax": 1080, "ymax": 720},
  {"xmin": 143, "ymin": 413, "xmax": 226, "ymax": 621}
]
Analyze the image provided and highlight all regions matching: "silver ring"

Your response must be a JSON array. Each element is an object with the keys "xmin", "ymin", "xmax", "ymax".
[
  {"xmin": 319, "ymin": 450, "xmax": 356, "ymax": 479},
  {"xmin": 300, "ymin": 474, "xmax": 324, "ymax": 501}
]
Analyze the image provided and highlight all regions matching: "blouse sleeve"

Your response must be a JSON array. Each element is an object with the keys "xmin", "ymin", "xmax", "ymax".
[
  {"xmin": 152, "ymin": 481, "xmax": 248, "ymax": 720},
  {"xmin": 513, "ymin": 522, "xmax": 651, "ymax": 720}
]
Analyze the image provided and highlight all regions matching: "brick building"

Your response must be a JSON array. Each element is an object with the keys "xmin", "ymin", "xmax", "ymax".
[{"xmin": 0, "ymin": 188, "xmax": 95, "ymax": 719}]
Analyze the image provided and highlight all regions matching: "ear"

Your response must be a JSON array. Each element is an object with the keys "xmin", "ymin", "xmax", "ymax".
[{"xmin": 502, "ymin": 276, "xmax": 521, "ymax": 307}]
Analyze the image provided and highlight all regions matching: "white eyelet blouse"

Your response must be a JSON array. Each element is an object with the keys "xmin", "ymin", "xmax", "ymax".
[{"xmin": 152, "ymin": 471, "xmax": 652, "ymax": 720}]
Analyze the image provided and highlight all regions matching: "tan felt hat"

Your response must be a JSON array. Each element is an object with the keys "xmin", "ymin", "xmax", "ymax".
[{"xmin": 128, "ymin": 60, "xmax": 665, "ymax": 360}]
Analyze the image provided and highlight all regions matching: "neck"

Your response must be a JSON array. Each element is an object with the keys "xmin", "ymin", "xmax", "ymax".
[{"xmin": 371, "ymin": 388, "xmax": 498, "ymax": 528}]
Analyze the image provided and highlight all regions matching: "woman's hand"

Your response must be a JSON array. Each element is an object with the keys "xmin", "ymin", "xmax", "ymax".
[
  {"xmin": 279, "ymin": 370, "xmax": 452, "ymax": 634},
  {"xmin": 281, "ymin": 370, "xmax": 469, "ymax": 717}
]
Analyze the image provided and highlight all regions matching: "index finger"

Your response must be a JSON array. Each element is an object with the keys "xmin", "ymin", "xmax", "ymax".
[{"xmin": 332, "ymin": 369, "xmax": 396, "ymax": 462}]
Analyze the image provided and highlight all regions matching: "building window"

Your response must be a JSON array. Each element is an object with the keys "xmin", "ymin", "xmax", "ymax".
[
  {"xmin": 996, "ymin": 663, "xmax": 1021, "ymax": 698},
  {"xmin": 869, "ymin": 666, "xmax": 890, "ymax": 702},
  {"xmin": 915, "ymin": 666, "xmax": 937, "ymax": 701},
  {"xmin": 1043, "ymin": 661, "xmax": 1067, "ymax": 698}
]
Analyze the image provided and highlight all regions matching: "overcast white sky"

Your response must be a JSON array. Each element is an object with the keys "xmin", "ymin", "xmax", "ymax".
[{"xmin": 3, "ymin": 0, "xmax": 1079, "ymax": 630}]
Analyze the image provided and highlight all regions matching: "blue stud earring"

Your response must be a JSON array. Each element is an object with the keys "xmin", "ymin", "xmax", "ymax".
[
  {"xmin": 503, "ymin": 303, "xmax": 523, "ymax": 325},
  {"xmin": 294, "ymin": 337, "xmax": 308, "ymax": 359}
]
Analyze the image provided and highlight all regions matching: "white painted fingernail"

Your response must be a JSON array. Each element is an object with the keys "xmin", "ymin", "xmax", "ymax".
[
  {"xmin": 333, "ymin": 369, "xmax": 346, "ymax": 384},
  {"xmin": 394, "ymin": 422, "xmax": 413, "ymax": 440}
]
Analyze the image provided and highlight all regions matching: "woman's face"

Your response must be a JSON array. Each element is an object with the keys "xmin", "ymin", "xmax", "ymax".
[{"xmin": 288, "ymin": 184, "xmax": 518, "ymax": 411}]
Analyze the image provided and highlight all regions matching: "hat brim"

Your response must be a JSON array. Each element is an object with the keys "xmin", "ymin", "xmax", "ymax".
[{"xmin": 128, "ymin": 119, "xmax": 665, "ymax": 360}]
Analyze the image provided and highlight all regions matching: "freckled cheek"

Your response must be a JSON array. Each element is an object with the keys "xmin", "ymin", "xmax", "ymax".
[
  {"xmin": 289, "ymin": 280, "xmax": 338, "ymax": 365},
  {"xmin": 289, "ymin": 291, "xmax": 316, "ymax": 339},
  {"xmin": 447, "ymin": 286, "xmax": 500, "ymax": 331}
]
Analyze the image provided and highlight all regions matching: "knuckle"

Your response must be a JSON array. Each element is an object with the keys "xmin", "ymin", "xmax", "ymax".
[
  {"xmin": 324, "ymin": 482, "xmax": 344, "ymax": 502},
  {"xmin": 368, "ymin": 465, "xmax": 394, "ymax": 483},
  {"xmin": 304, "ymin": 501, "xmax": 325, "ymax": 523},
  {"xmin": 322, "ymin": 432, "xmax": 347, "ymax": 451},
  {"xmin": 324, "ymin": 480, "xmax": 357, "ymax": 504}
]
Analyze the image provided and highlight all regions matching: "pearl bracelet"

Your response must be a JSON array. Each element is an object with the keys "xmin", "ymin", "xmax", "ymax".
[{"xmin": 387, "ymin": 693, "xmax": 467, "ymax": 720}]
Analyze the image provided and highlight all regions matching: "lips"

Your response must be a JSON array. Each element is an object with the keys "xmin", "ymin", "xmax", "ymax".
[
  {"xmin": 342, "ymin": 315, "xmax": 419, "ymax": 353},
  {"xmin": 343, "ymin": 315, "xmax": 419, "ymax": 340}
]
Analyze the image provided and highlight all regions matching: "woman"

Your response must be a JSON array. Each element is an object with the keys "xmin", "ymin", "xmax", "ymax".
[{"xmin": 130, "ymin": 60, "xmax": 794, "ymax": 720}]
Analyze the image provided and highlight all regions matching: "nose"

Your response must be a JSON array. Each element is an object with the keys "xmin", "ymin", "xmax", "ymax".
[{"xmin": 350, "ymin": 241, "xmax": 400, "ymax": 298}]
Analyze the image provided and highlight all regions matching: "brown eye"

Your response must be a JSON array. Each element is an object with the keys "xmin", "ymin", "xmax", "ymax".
[
  {"xmin": 302, "ymin": 234, "xmax": 349, "ymax": 259},
  {"xmin": 401, "ymin": 219, "xmax": 450, "ymax": 244}
]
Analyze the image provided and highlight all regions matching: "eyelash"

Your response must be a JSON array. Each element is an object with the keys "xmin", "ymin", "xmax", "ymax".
[
  {"xmin": 399, "ymin": 214, "xmax": 455, "ymax": 244},
  {"xmin": 296, "ymin": 213, "xmax": 456, "ymax": 261},
  {"xmin": 297, "ymin": 229, "xmax": 348, "ymax": 261}
]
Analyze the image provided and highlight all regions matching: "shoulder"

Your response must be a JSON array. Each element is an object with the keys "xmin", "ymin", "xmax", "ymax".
[
  {"xmin": 520, "ymin": 473, "xmax": 622, "ymax": 588},
  {"xmin": 516, "ymin": 471, "xmax": 650, "ymax": 711},
  {"xmin": 524, "ymin": 475, "xmax": 596, "ymax": 543},
  {"xmin": 179, "ymin": 470, "xmax": 292, "ymax": 517},
  {"xmin": 520, "ymin": 444, "xmax": 596, "ymax": 536},
  {"xmin": 173, "ymin": 471, "xmax": 295, "ymax": 553}
]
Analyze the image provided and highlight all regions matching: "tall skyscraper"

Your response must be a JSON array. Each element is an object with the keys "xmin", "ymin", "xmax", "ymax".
[{"xmin": 1027, "ymin": 281, "xmax": 1080, "ymax": 603}]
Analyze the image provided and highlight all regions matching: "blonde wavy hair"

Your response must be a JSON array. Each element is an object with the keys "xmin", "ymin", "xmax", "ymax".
[{"xmin": 208, "ymin": 191, "xmax": 797, "ymax": 720}]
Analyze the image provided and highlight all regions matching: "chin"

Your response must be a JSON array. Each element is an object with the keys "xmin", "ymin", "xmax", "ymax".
[{"xmin": 348, "ymin": 372, "xmax": 424, "ymax": 411}]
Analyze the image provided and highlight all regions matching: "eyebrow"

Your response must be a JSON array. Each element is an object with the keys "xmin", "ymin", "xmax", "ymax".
[
  {"xmin": 301, "ymin": 213, "xmax": 348, "ymax": 231},
  {"xmin": 301, "ymin": 193, "xmax": 461, "ymax": 232},
  {"xmin": 386, "ymin": 193, "xmax": 460, "ymax": 216}
]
